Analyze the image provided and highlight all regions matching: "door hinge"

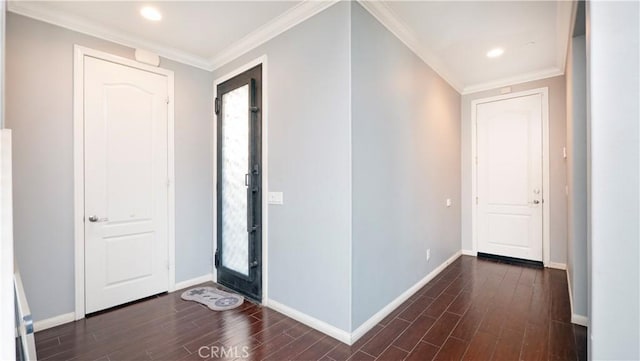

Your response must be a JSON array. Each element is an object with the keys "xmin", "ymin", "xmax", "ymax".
[
  {"xmin": 475, "ymin": 156, "xmax": 478, "ymax": 165},
  {"xmin": 166, "ymin": 178, "xmax": 171, "ymax": 187},
  {"xmin": 476, "ymin": 196, "xmax": 479, "ymax": 205},
  {"xmin": 215, "ymin": 97, "xmax": 221, "ymax": 115},
  {"xmin": 214, "ymin": 250, "xmax": 220, "ymax": 268},
  {"xmin": 166, "ymin": 96, "xmax": 170, "ymax": 104}
]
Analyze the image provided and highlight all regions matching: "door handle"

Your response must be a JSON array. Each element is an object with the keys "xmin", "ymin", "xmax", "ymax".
[
  {"xmin": 88, "ymin": 215, "xmax": 109, "ymax": 222},
  {"xmin": 532, "ymin": 200, "xmax": 540, "ymax": 205}
]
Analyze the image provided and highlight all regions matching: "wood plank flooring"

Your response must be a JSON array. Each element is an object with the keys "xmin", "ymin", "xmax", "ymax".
[{"xmin": 34, "ymin": 256, "xmax": 587, "ymax": 361}]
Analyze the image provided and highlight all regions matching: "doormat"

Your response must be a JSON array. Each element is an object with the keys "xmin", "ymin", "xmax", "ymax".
[{"xmin": 181, "ymin": 287, "xmax": 244, "ymax": 311}]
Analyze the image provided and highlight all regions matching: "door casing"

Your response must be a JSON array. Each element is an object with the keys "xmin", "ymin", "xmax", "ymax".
[
  {"xmin": 471, "ymin": 87, "xmax": 550, "ymax": 266},
  {"xmin": 213, "ymin": 56, "xmax": 269, "ymax": 304},
  {"xmin": 73, "ymin": 45, "xmax": 176, "ymax": 319}
]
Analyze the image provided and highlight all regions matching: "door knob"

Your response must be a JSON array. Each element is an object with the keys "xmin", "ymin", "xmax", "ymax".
[
  {"xmin": 532, "ymin": 200, "xmax": 540, "ymax": 204},
  {"xmin": 88, "ymin": 215, "xmax": 108, "ymax": 222}
]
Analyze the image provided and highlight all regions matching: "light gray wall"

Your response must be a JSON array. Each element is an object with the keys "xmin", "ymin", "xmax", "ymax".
[
  {"xmin": 212, "ymin": 2, "xmax": 352, "ymax": 331},
  {"xmin": 565, "ymin": 34, "xmax": 588, "ymax": 318},
  {"xmin": 461, "ymin": 76, "xmax": 568, "ymax": 264},
  {"xmin": 0, "ymin": 0, "xmax": 4, "ymax": 128},
  {"xmin": 6, "ymin": 13, "xmax": 213, "ymax": 322},
  {"xmin": 587, "ymin": 1, "xmax": 639, "ymax": 359},
  {"xmin": 350, "ymin": 2, "xmax": 461, "ymax": 329}
]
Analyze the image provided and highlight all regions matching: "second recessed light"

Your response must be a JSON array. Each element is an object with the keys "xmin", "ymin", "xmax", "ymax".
[
  {"xmin": 486, "ymin": 48, "xmax": 504, "ymax": 58},
  {"xmin": 140, "ymin": 6, "xmax": 162, "ymax": 21}
]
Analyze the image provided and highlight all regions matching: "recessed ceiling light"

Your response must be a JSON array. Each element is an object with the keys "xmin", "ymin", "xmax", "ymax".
[
  {"xmin": 140, "ymin": 6, "xmax": 162, "ymax": 21},
  {"xmin": 486, "ymin": 48, "xmax": 504, "ymax": 58}
]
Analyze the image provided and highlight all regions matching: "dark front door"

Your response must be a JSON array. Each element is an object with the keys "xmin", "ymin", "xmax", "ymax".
[{"xmin": 215, "ymin": 64, "xmax": 262, "ymax": 301}]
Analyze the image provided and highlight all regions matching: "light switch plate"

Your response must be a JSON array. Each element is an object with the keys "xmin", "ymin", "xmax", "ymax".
[
  {"xmin": 446, "ymin": 198, "xmax": 452, "ymax": 207},
  {"xmin": 268, "ymin": 192, "xmax": 284, "ymax": 205}
]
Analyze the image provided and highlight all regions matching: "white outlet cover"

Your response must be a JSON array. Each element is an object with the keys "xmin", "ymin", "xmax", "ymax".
[
  {"xmin": 446, "ymin": 198, "xmax": 452, "ymax": 207},
  {"xmin": 268, "ymin": 192, "xmax": 284, "ymax": 205}
]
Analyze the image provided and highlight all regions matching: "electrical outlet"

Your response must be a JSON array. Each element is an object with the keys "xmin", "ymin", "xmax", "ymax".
[
  {"xmin": 426, "ymin": 249, "xmax": 431, "ymax": 262},
  {"xmin": 268, "ymin": 192, "xmax": 284, "ymax": 205}
]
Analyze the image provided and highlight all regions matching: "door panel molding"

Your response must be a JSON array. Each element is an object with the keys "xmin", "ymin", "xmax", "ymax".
[
  {"xmin": 471, "ymin": 87, "xmax": 550, "ymax": 265},
  {"xmin": 213, "ymin": 56, "xmax": 268, "ymax": 304},
  {"xmin": 73, "ymin": 45, "xmax": 175, "ymax": 319}
]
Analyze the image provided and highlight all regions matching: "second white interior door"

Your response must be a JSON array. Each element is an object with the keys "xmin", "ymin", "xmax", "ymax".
[
  {"xmin": 84, "ymin": 55, "xmax": 170, "ymax": 313},
  {"xmin": 476, "ymin": 93, "xmax": 543, "ymax": 261}
]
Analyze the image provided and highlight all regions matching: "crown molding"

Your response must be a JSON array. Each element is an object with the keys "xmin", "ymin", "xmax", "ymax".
[
  {"xmin": 461, "ymin": 67, "xmax": 564, "ymax": 95},
  {"xmin": 8, "ymin": 0, "xmax": 340, "ymax": 73},
  {"xmin": 8, "ymin": 0, "xmax": 571, "ymax": 94},
  {"xmin": 556, "ymin": 0, "xmax": 576, "ymax": 75},
  {"xmin": 7, "ymin": 0, "xmax": 212, "ymax": 71},
  {"xmin": 356, "ymin": 0, "xmax": 464, "ymax": 93},
  {"xmin": 209, "ymin": 0, "xmax": 340, "ymax": 71}
]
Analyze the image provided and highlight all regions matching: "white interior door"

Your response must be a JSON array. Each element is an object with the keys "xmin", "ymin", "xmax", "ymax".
[
  {"xmin": 476, "ymin": 94, "xmax": 543, "ymax": 261},
  {"xmin": 84, "ymin": 56, "xmax": 169, "ymax": 313}
]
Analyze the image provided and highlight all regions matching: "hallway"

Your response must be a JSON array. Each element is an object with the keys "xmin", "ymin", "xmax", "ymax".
[{"xmin": 34, "ymin": 256, "xmax": 587, "ymax": 361}]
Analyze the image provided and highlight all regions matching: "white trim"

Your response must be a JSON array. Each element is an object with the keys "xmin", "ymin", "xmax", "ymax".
[
  {"xmin": 356, "ymin": 1, "xmax": 572, "ymax": 96},
  {"xmin": 212, "ymin": 55, "xmax": 269, "ymax": 304},
  {"xmin": 461, "ymin": 68, "xmax": 563, "ymax": 95},
  {"xmin": 0, "ymin": 0, "xmax": 5, "ymax": 128},
  {"xmin": 7, "ymin": 1, "xmax": 211, "ymax": 71},
  {"xmin": 461, "ymin": 249, "xmax": 476, "ymax": 256},
  {"xmin": 351, "ymin": 250, "xmax": 462, "ymax": 345},
  {"xmin": 566, "ymin": 268, "xmax": 574, "ymax": 315},
  {"xmin": 167, "ymin": 72, "xmax": 176, "ymax": 292},
  {"xmin": 174, "ymin": 274, "xmax": 214, "ymax": 291},
  {"xmin": 572, "ymin": 314, "xmax": 588, "ymax": 327},
  {"xmin": 209, "ymin": 1, "xmax": 339, "ymax": 70},
  {"xmin": 73, "ymin": 45, "xmax": 176, "ymax": 319},
  {"xmin": 347, "ymin": 4, "xmax": 353, "ymax": 335},
  {"xmin": 33, "ymin": 312, "xmax": 75, "ymax": 333},
  {"xmin": 546, "ymin": 262, "xmax": 567, "ymax": 270},
  {"xmin": 266, "ymin": 298, "xmax": 351, "ymax": 345},
  {"xmin": 7, "ymin": 0, "xmax": 340, "ymax": 73},
  {"xmin": 565, "ymin": 269, "xmax": 589, "ymax": 327},
  {"xmin": 0, "ymin": 131, "xmax": 15, "ymax": 361},
  {"xmin": 356, "ymin": 0, "xmax": 463, "ymax": 93},
  {"xmin": 470, "ymin": 87, "xmax": 551, "ymax": 266},
  {"xmin": 556, "ymin": 0, "xmax": 576, "ymax": 75}
]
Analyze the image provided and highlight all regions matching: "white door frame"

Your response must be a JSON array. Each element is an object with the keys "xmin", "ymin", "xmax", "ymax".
[
  {"xmin": 213, "ymin": 56, "xmax": 269, "ymax": 304},
  {"xmin": 73, "ymin": 45, "xmax": 176, "ymax": 319},
  {"xmin": 471, "ymin": 87, "xmax": 550, "ymax": 266}
]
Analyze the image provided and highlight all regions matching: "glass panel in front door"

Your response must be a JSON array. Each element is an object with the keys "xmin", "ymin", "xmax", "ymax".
[{"xmin": 221, "ymin": 84, "xmax": 250, "ymax": 276}]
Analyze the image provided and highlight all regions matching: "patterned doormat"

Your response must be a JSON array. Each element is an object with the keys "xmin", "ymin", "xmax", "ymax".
[{"xmin": 181, "ymin": 287, "xmax": 244, "ymax": 311}]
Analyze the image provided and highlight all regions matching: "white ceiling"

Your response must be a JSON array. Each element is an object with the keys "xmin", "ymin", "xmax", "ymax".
[
  {"xmin": 375, "ymin": 1, "xmax": 574, "ymax": 93},
  {"xmin": 7, "ymin": 0, "xmax": 574, "ymax": 93}
]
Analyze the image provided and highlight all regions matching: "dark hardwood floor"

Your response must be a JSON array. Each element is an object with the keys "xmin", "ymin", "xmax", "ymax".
[{"xmin": 34, "ymin": 256, "xmax": 587, "ymax": 361}]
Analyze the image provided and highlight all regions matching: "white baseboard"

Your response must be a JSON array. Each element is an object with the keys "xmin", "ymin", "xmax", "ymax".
[
  {"xmin": 174, "ymin": 273, "xmax": 214, "ymax": 291},
  {"xmin": 546, "ymin": 262, "xmax": 567, "ymax": 270},
  {"xmin": 571, "ymin": 314, "xmax": 588, "ymax": 327},
  {"xmin": 33, "ymin": 275, "xmax": 212, "ymax": 333},
  {"xmin": 33, "ymin": 312, "xmax": 75, "ymax": 332},
  {"xmin": 565, "ymin": 270, "xmax": 589, "ymax": 327},
  {"xmin": 350, "ymin": 250, "xmax": 463, "ymax": 344},
  {"xmin": 265, "ymin": 298, "xmax": 351, "ymax": 345},
  {"xmin": 461, "ymin": 249, "xmax": 476, "ymax": 256}
]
